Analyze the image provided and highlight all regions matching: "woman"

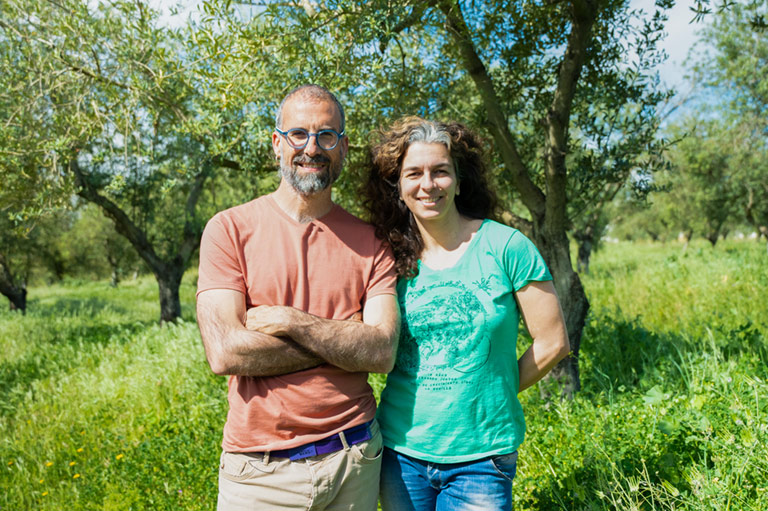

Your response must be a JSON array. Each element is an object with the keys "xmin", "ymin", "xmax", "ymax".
[{"xmin": 363, "ymin": 117, "xmax": 570, "ymax": 511}]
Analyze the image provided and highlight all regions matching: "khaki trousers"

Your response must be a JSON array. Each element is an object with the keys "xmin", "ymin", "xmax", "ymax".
[{"xmin": 217, "ymin": 420, "xmax": 383, "ymax": 511}]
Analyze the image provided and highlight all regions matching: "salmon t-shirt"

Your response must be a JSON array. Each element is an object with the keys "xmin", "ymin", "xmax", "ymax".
[{"xmin": 197, "ymin": 194, "xmax": 396, "ymax": 452}]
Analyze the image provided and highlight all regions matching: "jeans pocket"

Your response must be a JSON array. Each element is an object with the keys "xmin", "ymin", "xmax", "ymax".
[
  {"xmin": 489, "ymin": 450, "xmax": 518, "ymax": 482},
  {"xmin": 219, "ymin": 451, "xmax": 262, "ymax": 482},
  {"xmin": 351, "ymin": 429, "xmax": 384, "ymax": 464}
]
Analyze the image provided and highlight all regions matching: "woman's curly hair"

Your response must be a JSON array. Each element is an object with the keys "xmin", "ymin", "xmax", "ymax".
[{"xmin": 362, "ymin": 116, "xmax": 497, "ymax": 279}]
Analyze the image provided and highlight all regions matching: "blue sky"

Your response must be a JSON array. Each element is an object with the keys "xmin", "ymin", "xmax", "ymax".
[{"xmin": 636, "ymin": 0, "xmax": 707, "ymax": 89}]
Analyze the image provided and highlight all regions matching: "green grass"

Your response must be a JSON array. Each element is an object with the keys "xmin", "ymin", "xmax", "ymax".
[
  {"xmin": 1, "ymin": 240, "xmax": 767, "ymax": 510},
  {"xmin": 515, "ymin": 240, "xmax": 768, "ymax": 510}
]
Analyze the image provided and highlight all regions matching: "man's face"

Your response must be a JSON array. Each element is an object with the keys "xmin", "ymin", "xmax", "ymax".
[{"xmin": 272, "ymin": 97, "xmax": 348, "ymax": 196}]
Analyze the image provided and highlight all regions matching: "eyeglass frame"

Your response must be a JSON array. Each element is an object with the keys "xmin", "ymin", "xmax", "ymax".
[{"xmin": 274, "ymin": 126, "xmax": 346, "ymax": 151}]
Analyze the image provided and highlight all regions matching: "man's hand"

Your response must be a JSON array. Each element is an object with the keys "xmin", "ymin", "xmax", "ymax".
[
  {"xmin": 245, "ymin": 306, "xmax": 365, "ymax": 336},
  {"xmin": 245, "ymin": 305, "xmax": 296, "ymax": 337}
]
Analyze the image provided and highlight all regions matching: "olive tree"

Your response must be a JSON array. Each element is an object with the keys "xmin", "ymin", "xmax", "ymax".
[{"xmin": 0, "ymin": 0, "xmax": 272, "ymax": 321}]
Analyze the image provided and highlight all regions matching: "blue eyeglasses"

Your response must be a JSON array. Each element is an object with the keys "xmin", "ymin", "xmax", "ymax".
[{"xmin": 275, "ymin": 127, "xmax": 345, "ymax": 150}]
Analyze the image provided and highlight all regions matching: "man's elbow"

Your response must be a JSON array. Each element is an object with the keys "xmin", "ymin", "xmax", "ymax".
[
  {"xmin": 372, "ymin": 336, "xmax": 398, "ymax": 373},
  {"xmin": 373, "ymin": 353, "xmax": 396, "ymax": 374},
  {"xmin": 204, "ymin": 350, "xmax": 232, "ymax": 376}
]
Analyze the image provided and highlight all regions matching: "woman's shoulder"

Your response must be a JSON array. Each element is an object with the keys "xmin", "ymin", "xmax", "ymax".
[
  {"xmin": 478, "ymin": 219, "xmax": 521, "ymax": 241},
  {"xmin": 477, "ymin": 220, "xmax": 543, "ymax": 259}
]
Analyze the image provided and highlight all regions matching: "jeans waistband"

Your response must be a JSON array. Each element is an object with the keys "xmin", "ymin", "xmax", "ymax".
[{"xmin": 269, "ymin": 420, "xmax": 373, "ymax": 461}]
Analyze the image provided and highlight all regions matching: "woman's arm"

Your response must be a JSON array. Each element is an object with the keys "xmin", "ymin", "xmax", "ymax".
[{"xmin": 515, "ymin": 280, "xmax": 570, "ymax": 392}]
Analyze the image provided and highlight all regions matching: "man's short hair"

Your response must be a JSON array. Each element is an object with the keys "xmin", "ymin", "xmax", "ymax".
[{"xmin": 275, "ymin": 84, "xmax": 346, "ymax": 132}]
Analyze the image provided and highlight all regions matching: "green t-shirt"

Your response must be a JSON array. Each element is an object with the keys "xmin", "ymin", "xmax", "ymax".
[{"xmin": 377, "ymin": 220, "xmax": 552, "ymax": 463}]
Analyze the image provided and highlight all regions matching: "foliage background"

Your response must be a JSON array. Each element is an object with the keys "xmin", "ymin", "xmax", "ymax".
[{"xmin": 1, "ymin": 240, "xmax": 766, "ymax": 510}]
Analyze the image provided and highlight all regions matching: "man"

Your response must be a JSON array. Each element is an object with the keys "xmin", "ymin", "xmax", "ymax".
[{"xmin": 196, "ymin": 84, "xmax": 400, "ymax": 510}]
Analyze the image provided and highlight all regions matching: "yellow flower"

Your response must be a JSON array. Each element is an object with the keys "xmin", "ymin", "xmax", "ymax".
[
  {"xmin": 39, "ymin": 479, "xmax": 44, "ymax": 484},
  {"xmin": 116, "ymin": 454, "xmax": 124, "ymax": 460},
  {"xmin": 42, "ymin": 492, "xmax": 49, "ymax": 497},
  {"xmin": 45, "ymin": 461, "xmax": 53, "ymax": 467},
  {"xmin": 7, "ymin": 461, "xmax": 12, "ymax": 466},
  {"xmin": 77, "ymin": 448, "xmax": 84, "ymax": 453},
  {"xmin": 73, "ymin": 473, "xmax": 80, "ymax": 479},
  {"xmin": 69, "ymin": 461, "xmax": 76, "ymax": 466}
]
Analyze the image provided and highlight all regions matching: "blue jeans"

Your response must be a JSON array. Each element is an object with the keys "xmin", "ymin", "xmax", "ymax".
[{"xmin": 379, "ymin": 447, "xmax": 518, "ymax": 511}]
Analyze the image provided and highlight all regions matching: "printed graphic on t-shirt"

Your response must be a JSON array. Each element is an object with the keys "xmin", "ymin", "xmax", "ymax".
[{"xmin": 397, "ymin": 277, "xmax": 494, "ymax": 382}]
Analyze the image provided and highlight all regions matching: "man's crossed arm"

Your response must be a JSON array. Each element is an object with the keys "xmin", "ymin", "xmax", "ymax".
[{"xmin": 196, "ymin": 288, "xmax": 400, "ymax": 377}]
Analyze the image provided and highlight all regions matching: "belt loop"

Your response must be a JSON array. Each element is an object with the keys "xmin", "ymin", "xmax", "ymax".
[
  {"xmin": 263, "ymin": 451, "xmax": 270, "ymax": 464},
  {"xmin": 338, "ymin": 430, "xmax": 350, "ymax": 451}
]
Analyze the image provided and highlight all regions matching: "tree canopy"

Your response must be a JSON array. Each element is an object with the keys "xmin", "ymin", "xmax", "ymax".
[{"xmin": 2, "ymin": 0, "xmax": 681, "ymax": 388}]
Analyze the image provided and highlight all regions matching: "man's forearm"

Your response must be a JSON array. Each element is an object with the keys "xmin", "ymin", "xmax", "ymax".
[
  {"xmin": 246, "ymin": 304, "xmax": 399, "ymax": 373},
  {"xmin": 287, "ymin": 314, "xmax": 397, "ymax": 373},
  {"xmin": 197, "ymin": 297, "xmax": 323, "ymax": 377},
  {"xmin": 209, "ymin": 327, "xmax": 323, "ymax": 376}
]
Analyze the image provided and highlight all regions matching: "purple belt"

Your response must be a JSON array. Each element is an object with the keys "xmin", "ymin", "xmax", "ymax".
[{"xmin": 270, "ymin": 421, "xmax": 373, "ymax": 461}]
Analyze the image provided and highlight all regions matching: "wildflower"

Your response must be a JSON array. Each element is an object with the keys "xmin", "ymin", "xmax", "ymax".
[
  {"xmin": 42, "ymin": 492, "xmax": 49, "ymax": 497},
  {"xmin": 45, "ymin": 462, "xmax": 53, "ymax": 467},
  {"xmin": 77, "ymin": 448, "xmax": 84, "ymax": 453},
  {"xmin": 7, "ymin": 461, "xmax": 12, "ymax": 466},
  {"xmin": 116, "ymin": 454, "xmax": 124, "ymax": 460},
  {"xmin": 73, "ymin": 474, "xmax": 80, "ymax": 479},
  {"xmin": 69, "ymin": 461, "xmax": 76, "ymax": 466},
  {"xmin": 39, "ymin": 479, "xmax": 44, "ymax": 484}
]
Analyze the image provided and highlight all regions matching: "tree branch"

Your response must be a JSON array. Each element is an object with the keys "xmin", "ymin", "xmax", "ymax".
[
  {"xmin": 210, "ymin": 155, "xmax": 242, "ymax": 171},
  {"xmin": 500, "ymin": 210, "xmax": 534, "ymax": 238},
  {"xmin": 179, "ymin": 167, "xmax": 210, "ymax": 265},
  {"xmin": 69, "ymin": 155, "xmax": 165, "ymax": 272},
  {"xmin": 437, "ymin": 0, "xmax": 546, "ymax": 217},
  {"xmin": 544, "ymin": 0, "xmax": 597, "ymax": 230},
  {"xmin": 378, "ymin": 3, "xmax": 434, "ymax": 53}
]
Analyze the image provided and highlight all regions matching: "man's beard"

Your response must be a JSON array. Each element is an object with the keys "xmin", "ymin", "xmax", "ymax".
[{"xmin": 279, "ymin": 155, "xmax": 342, "ymax": 196}]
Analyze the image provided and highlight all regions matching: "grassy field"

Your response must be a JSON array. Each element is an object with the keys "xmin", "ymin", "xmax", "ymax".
[{"xmin": 1, "ymin": 240, "xmax": 766, "ymax": 510}]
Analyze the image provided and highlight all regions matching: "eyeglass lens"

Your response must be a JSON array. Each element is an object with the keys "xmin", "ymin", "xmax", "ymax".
[{"xmin": 286, "ymin": 129, "xmax": 339, "ymax": 150}]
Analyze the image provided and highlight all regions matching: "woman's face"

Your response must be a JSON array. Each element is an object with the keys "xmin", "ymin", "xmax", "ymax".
[{"xmin": 398, "ymin": 142, "xmax": 459, "ymax": 224}]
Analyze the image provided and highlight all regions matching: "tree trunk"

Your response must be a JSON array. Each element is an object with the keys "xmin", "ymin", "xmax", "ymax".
[
  {"xmin": 110, "ymin": 268, "xmax": 120, "ymax": 288},
  {"xmin": 156, "ymin": 265, "xmax": 184, "ymax": 323},
  {"xmin": 681, "ymin": 228, "xmax": 694, "ymax": 253},
  {"xmin": 577, "ymin": 240, "xmax": 592, "ymax": 274},
  {"xmin": 533, "ymin": 226, "xmax": 589, "ymax": 396},
  {"xmin": 438, "ymin": 0, "xmax": 598, "ymax": 394},
  {"xmin": 107, "ymin": 251, "xmax": 120, "ymax": 287},
  {"xmin": 573, "ymin": 223, "xmax": 595, "ymax": 275},
  {"xmin": 0, "ymin": 257, "xmax": 27, "ymax": 313},
  {"xmin": 6, "ymin": 287, "xmax": 27, "ymax": 313},
  {"xmin": 71, "ymin": 157, "xmax": 208, "ymax": 323}
]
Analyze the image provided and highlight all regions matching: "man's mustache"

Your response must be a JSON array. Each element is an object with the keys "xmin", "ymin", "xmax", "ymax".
[{"xmin": 293, "ymin": 155, "xmax": 330, "ymax": 165}]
